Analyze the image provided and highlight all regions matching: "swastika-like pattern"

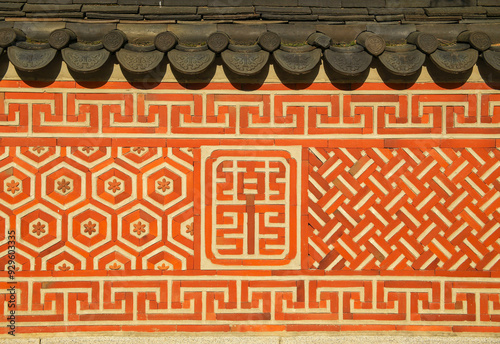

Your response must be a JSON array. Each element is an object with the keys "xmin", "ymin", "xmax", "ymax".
[
  {"xmin": 1, "ymin": 276, "xmax": 500, "ymax": 331},
  {"xmin": 1, "ymin": 87, "xmax": 500, "ymax": 138}
]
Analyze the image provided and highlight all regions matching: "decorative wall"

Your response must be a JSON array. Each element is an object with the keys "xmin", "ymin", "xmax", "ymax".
[{"xmin": 1, "ymin": 79, "xmax": 500, "ymax": 334}]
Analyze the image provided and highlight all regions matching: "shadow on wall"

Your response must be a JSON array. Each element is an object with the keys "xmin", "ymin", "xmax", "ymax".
[
  {"xmin": 477, "ymin": 58, "xmax": 500, "ymax": 90},
  {"xmin": 13, "ymin": 53, "xmax": 62, "ymax": 88},
  {"xmin": 426, "ymin": 60, "xmax": 474, "ymax": 89},
  {"xmin": 3, "ymin": 53, "xmax": 500, "ymax": 91}
]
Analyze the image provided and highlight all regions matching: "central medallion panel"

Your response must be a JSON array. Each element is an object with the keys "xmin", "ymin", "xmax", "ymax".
[{"xmin": 201, "ymin": 146, "xmax": 301, "ymax": 269}]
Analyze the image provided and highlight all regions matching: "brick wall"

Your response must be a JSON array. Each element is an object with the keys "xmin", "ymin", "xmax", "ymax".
[{"xmin": 1, "ymin": 62, "xmax": 500, "ymax": 335}]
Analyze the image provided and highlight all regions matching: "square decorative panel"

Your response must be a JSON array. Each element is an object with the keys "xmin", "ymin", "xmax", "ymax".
[{"xmin": 200, "ymin": 146, "xmax": 301, "ymax": 269}]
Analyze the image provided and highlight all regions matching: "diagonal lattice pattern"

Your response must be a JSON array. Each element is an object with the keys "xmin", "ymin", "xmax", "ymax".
[{"xmin": 308, "ymin": 147, "xmax": 500, "ymax": 271}]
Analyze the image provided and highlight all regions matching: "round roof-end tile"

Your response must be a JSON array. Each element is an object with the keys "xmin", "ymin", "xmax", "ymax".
[
  {"xmin": 168, "ymin": 48, "xmax": 215, "ymax": 75},
  {"xmin": 483, "ymin": 49, "xmax": 500, "ymax": 71},
  {"xmin": 62, "ymin": 47, "xmax": 110, "ymax": 73},
  {"xmin": 116, "ymin": 49, "xmax": 164, "ymax": 73},
  {"xmin": 407, "ymin": 32, "xmax": 439, "ymax": 54},
  {"xmin": 8, "ymin": 45, "xmax": 57, "ymax": 72},
  {"xmin": 155, "ymin": 31, "xmax": 177, "ymax": 53},
  {"xmin": 379, "ymin": 49, "xmax": 426, "ymax": 76},
  {"xmin": 49, "ymin": 29, "xmax": 75, "ymax": 50},
  {"xmin": 221, "ymin": 49, "xmax": 269, "ymax": 76},
  {"xmin": 416, "ymin": 33, "xmax": 439, "ymax": 54},
  {"xmin": 457, "ymin": 30, "xmax": 491, "ymax": 52},
  {"xmin": 103, "ymin": 30, "xmax": 127, "ymax": 53},
  {"xmin": 273, "ymin": 47, "xmax": 321, "ymax": 75},
  {"xmin": 0, "ymin": 28, "xmax": 24, "ymax": 48},
  {"xmin": 430, "ymin": 48, "xmax": 478, "ymax": 74},
  {"xmin": 307, "ymin": 32, "xmax": 332, "ymax": 49},
  {"xmin": 258, "ymin": 31, "xmax": 281, "ymax": 52},
  {"xmin": 469, "ymin": 31, "xmax": 491, "ymax": 52},
  {"xmin": 357, "ymin": 32, "xmax": 385, "ymax": 56},
  {"xmin": 324, "ymin": 47, "xmax": 372, "ymax": 76},
  {"xmin": 207, "ymin": 32, "xmax": 229, "ymax": 53}
]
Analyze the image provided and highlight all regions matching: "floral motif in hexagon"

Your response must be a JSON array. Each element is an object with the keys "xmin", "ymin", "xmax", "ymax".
[
  {"xmin": 68, "ymin": 204, "xmax": 112, "ymax": 252},
  {"xmin": 17, "ymin": 204, "xmax": 62, "ymax": 252},
  {"xmin": 117, "ymin": 204, "xmax": 162, "ymax": 251},
  {"xmin": 142, "ymin": 162, "xmax": 187, "ymax": 211},
  {"xmin": 0, "ymin": 163, "xmax": 35, "ymax": 209},
  {"xmin": 41, "ymin": 162, "xmax": 87, "ymax": 210},
  {"xmin": 93, "ymin": 164, "xmax": 136, "ymax": 209}
]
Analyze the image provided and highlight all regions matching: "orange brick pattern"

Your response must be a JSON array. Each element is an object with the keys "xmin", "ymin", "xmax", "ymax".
[
  {"xmin": 308, "ymin": 147, "xmax": 500, "ymax": 271},
  {"xmin": 1, "ymin": 81, "xmax": 500, "ymax": 334},
  {"xmin": 0, "ymin": 83, "xmax": 497, "ymax": 138}
]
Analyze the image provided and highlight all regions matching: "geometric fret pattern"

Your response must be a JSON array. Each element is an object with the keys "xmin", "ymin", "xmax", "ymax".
[
  {"xmin": 308, "ymin": 147, "xmax": 500, "ymax": 271},
  {"xmin": 2, "ymin": 82, "xmax": 500, "ymax": 334},
  {"xmin": 2, "ymin": 276, "xmax": 500, "ymax": 331},
  {"xmin": 0, "ymin": 87, "xmax": 500, "ymax": 139}
]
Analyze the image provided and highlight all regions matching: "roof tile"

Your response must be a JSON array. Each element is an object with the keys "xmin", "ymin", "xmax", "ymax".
[
  {"xmin": 0, "ymin": 3, "xmax": 23, "ymax": 10},
  {"xmin": 341, "ymin": 0, "xmax": 385, "ymax": 7},
  {"xmin": 74, "ymin": 0, "xmax": 117, "ymax": 3},
  {"xmin": 86, "ymin": 12, "xmax": 142, "ymax": 19},
  {"xmin": 368, "ymin": 8, "xmax": 425, "ymax": 15},
  {"xmin": 208, "ymin": 0, "xmax": 254, "ymax": 5},
  {"xmin": 479, "ymin": 0, "xmax": 499, "ymax": 5},
  {"xmin": 386, "ymin": 0, "xmax": 430, "ymax": 7},
  {"xmin": 198, "ymin": 6, "xmax": 254, "ymax": 14},
  {"xmin": 298, "ymin": 0, "xmax": 340, "ymax": 7},
  {"xmin": 82, "ymin": 5, "xmax": 138, "ymax": 13},
  {"xmin": 425, "ymin": 7, "xmax": 487, "ymax": 16},
  {"xmin": 254, "ymin": 0, "xmax": 298, "ymax": 6},
  {"xmin": 261, "ymin": 13, "xmax": 317, "ymax": 20},
  {"xmin": 256, "ymin": 6, "xmax": 310, "ymax": 13},
  {"xmin": 140, "ymin": 6, "xmax": 197, "ymax": 14},
  {"xmin": 23, "ymin": 3, "xmax": 82, "ymax": 12},
  {"xmin": 312, "ymin": 7, "xmax": 367, "ymax": 14},
  {"xmin": 430, "ymin": 0, "xmax": 475, "ymax": 6}
]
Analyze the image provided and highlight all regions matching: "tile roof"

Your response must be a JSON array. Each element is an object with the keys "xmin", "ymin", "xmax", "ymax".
[
  {"xmin": 0, "ymin": 1, "xmax": 499, "ymax": 80},
  {"xmin": 0, "ymin": 0, "xmax": 496, "ymax": 23}
]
